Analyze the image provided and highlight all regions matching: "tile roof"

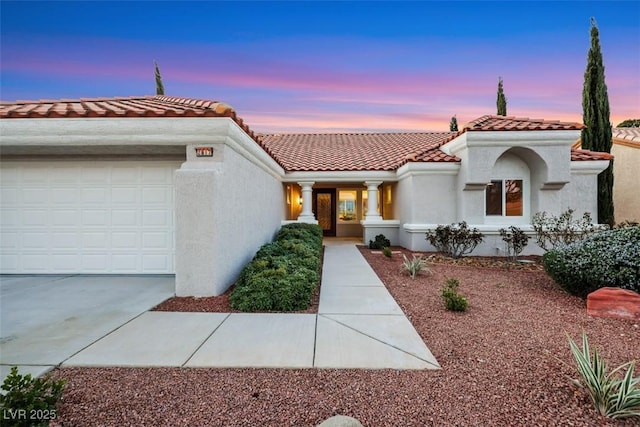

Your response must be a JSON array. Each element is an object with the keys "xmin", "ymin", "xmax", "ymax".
[
  {"xmin": 0, "ymin": 96, "xmax": 610, "ymax": 170},
  {"xmin": 260, "ymin": 132, "xmax": 460, "ymax": 171},
  {"xmin": 570, "ymin": 149, "xmax": 613, "ymax": 161},
  {"xmin": 613, "ymin": 127, "xmax": 640, "ymax": 147},
  {"xmin": 0, "ymin": 95, "xmax": 262, "ymax": 143},
  {"xmin": 463, "ymin": 115, "xmax": 585, "ymax": 131}
]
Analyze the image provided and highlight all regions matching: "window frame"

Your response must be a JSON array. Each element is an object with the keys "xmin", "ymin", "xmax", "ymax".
[{"xmin": 484, "ymin": 177, "xmax": 527, "ymax": 224}]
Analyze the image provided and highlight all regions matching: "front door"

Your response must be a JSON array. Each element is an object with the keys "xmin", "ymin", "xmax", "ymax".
[{"xmin": 313, "ymin": 189, "xmax": 336, "ymax": 236}]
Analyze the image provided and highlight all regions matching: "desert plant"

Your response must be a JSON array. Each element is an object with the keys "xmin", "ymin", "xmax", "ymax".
[
  {"xmin": 382, "ymin": 246, "xmax": 392, "ymax": 258},
  {"xmin": 567, "ymin": 332, "xmax": 640, "ymax": 419},
  {"xmin": 0, "ymin": 366, "xmax": 65, "ymax": 427},
  {"xmin": 499, "ymin": 226, "xmax": 530, "ymax": 261},
  {"xmin": 426, "ymin": 221, "xmax": 484, "ymax": 259},
  {"xmin": 369, "ymin": 234, "xmax": 391, "ymax": 250},
  {"xmin": 440, "ymin": 278, "xmax": 468, "ymax": 311},
  {"xmin": 402, "ymin": 254, "xmax": 428, "ymax": 279},
  {"xmin": 543, "ymin": 226, "xmax": 640, "ymax": 297},
  {"xmin": 532, "ymin": 209, "xmax": 606, "ymax": 251}
]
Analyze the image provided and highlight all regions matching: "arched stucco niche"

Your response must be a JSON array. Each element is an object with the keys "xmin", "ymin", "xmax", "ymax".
[{"xmin": 488, "ymin": 147, "xmax": 548, "ymax": 222}]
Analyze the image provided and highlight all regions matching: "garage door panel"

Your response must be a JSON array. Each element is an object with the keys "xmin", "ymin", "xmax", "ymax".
[
  {"xmin": 23, "ymin": 188, "xmax": 49, "ymax": 204},
  {"xmin": 82, "ymin": 210, "xmax": 108, "ymax": 226},
  {"xmin": 112, "ymin": 187, "xmax": 138, "ymax": 204},
  {"xmin": 52, "ymin": 254, "xmax": 81, "ymax": 271},
  {"xmin": 52, "ymin": 232, "xmax": 79, "ymax": 249},
  {"xmin": 143, "ymin": 254, "xmax": 171, "ymax": 272},
  {"xmin": 81, "ymin": 167, "xmax": 110, "ymax": 183},
  {"xmin": 82, "ymin": 188, "xmax": 108, "ymax": 204},
  {"xmin": 23, "ymin": 210, "xmax": 49, "ymax": 226},
  {"xmin": 52, "ymin": 210, "xmax": 79, "ymax": 226},
  {"xmin": 22, "ymin": 254, "xmax": 50, "ymax": 271},
  {"xmin": 143, "ymin": 210, "xmax": 169, "ymax": 226},
  {"xmin": 0, "ymin": 161, "xmax": 177, "ymax": 274},
  {"xmin": 1, "ymin": 232, "xmax": 19, "ymax": 249},
  {"xmin": 142, "ymin": 187, "xmax": 170, "ymax": 204},
  {"xmin": 23, "ymin": 232, "xmax": 49, "ymax": 249},
  {"xmin": 82, "ymin": 232, "xmax": 108, "ymax": 248},
  {"xmin": 111, "ymin": 210, "xmax": 138, "ymax": 226}
]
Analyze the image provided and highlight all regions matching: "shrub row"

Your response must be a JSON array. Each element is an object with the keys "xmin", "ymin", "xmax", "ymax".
[
  {"xmin": 542, "ymin": 226, "xmax": 640, "ymax": 298},
  {"xmin": 229, "ymin": 223, "xmax": 323, "ymax": 312}
]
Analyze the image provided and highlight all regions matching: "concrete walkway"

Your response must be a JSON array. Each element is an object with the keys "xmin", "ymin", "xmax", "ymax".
[{"xmin": 1, "ymin": 241, "xmax": 439, "ymax": 379}]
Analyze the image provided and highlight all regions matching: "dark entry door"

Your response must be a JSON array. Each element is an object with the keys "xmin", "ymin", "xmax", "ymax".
[{"xmin": 313, "ymin": 189, "xmax": 336, "ymax": 236}]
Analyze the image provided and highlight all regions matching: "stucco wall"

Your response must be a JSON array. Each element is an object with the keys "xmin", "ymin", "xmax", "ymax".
[
  {"xmin": 175, "ymin": 120, "xmax": 284, "ymax": 296},
  {"xmin": 612, "ymin": 143, "xmax": 640, "ymax": 223}
]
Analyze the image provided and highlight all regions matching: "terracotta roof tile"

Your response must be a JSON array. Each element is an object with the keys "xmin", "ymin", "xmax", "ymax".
[
  {"xmin": 463, "ymin": 115, "xmax": 584, "ymax": 131},
  {"xmin": 613, "ymin": 127, "xmax": 640, "ymax": 146},
  {"xmin": 261, "ymin": 132, "xmax": 460, "ymax": 171},
  {"xmin": 0, "ymin": 95, "xmax": 275, "ymax": 160},
  {"xmin": 570, "ymin": 149, "xmax": 613, "ymax": 161}
]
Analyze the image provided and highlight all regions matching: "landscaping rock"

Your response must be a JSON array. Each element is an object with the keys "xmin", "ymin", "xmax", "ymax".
[
  {"xmin": 587, "ymin": 287, "xmax": 640, "ymax": 320},
  {"xmin": 317, "ymin": 415, "xmax": 364, "ymax": 427}
]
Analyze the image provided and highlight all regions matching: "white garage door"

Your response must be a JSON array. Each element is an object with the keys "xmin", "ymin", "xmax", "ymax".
[{"xmin": 0, "ymin": 161, "xmax": 179, "ymax": 274}]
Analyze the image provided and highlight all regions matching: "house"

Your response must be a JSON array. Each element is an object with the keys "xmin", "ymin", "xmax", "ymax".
[
  {"xmin": 0, "ymin": 96, "xmax": 612, "ymax": 296},
  {"xmin": 572, "ymin": 128, "xmax": 640, "ymax": 224},
  {"xmin": 611, "ymin": 128, "xmax": 640, "ymax": 223}
]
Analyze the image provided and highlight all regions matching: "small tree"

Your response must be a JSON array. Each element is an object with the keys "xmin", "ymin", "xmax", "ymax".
[
  {"xmin": 497, "ymin": 77, "xmax": 507, "ymax": 116},
  {"xmin": 499, "ymin": 226, "xmax": 530, "ymax": 261},
  {"xmin": 449, "ymin": 115, "xmax": 459, "ymax": 132},
  {"xmin": 154, "ymin": 60, "xmax": 165, "ymax": 96},
  {"xmin": 426, "ymin": 221, "xmax": 484, "ymax": 259},
  {"xmin": 581, "ymin": 18, "xmax": 613, "ymax": 226},
  {"xmin": 531, "ymin": 208, "xmax": 606, "ymax": 251}
]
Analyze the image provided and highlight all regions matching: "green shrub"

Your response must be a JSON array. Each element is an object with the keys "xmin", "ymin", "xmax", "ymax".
[
  {"xmin": 382, "ymin": 246, "xmax": 392, "ymax": 258},
  {"xmin": 440, "ymin": 278, "xmax": 468, "ymax": 312},
  {"xmin": 402, "ymin": 254, "xmax": 428, "ymax": 279},
  {"xmin": 426, "ymin": 221, "xmax": 484, "ymax": 259},
  {"xmin": 369, "ymin": 234, "xmax": 391, "ymax": 250},
  {"xmin": 230, "ymin": 223, "xmax": 322, "ymax": 312},
  {"xmin": 568, "ymin": 332, "xmax": 640, "ymax": 419},
  {"xmin": 499, "ymin": 225, "xmax": 530, "ymax": 261},
  {"xmin": 543, "ymin": 226, "xmax": 640, "ymax": 298},
  {"xmin": 532, "ymin": 208, "xmax": 606, "ymax": 251},
  {"xmin": 0, "ymin": 366, "xmax": 65, "ymax": 427}
]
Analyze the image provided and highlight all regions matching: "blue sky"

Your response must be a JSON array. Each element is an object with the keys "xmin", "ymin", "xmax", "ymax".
[{"xmin": 1, "ymin": 1, "xmax": 638, "ymax": 132}]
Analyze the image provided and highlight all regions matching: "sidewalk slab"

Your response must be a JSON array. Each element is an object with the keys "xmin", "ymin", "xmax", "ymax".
[
  {"xmin": 321, "ymin": 268, "xmax": 383, "ymax": 287},
  {"xmin": 64, "ymin": 312, "xmax": 227, "ymax": 367},
  {"xmin": 319, "ymin": 286, "xmax": 403, "ymax": 315},
  {"xmin": 186, "ymin": 313, "xmax": 316, "ymax": 368},
  {"xmin": 314, "ymin": 315, "xmax": 437, "ymax": 370},
  {"xmin": 320, "ymin": 314, "xmax": 439, "ymax": 368}
]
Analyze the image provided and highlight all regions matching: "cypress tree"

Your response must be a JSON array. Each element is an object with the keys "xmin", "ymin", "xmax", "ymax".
[
  {"xmin": 449, "ymin": 115, "xmax": 458, "ymax": 132},
  {"xmin": 581, "ymin": 17, "xmax": 614, "ymax": 225},
  {"xmin": 496, "ymin": 77, "xmax": 507, "ymax": 116},
  {"xmin": 154, "ymin": 61, "xmax": 165, "ymax": 96}
]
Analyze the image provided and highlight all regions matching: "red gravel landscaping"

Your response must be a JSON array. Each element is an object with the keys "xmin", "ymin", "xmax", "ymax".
[{"xmin": 49, "ymin": 247, "xmax": 640, "ymax": 426}]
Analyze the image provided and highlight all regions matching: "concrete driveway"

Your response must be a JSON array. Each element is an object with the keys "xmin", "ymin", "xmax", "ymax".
[{"xmin": 0, "ymin": 275, "xmax": 174, "ymax": 382}]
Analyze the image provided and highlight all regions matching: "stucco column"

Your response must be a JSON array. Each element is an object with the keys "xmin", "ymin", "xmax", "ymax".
[
  {"xmin": 364, "ymin": 181, "xmax": 383, "ymax": 221},
  {"xmin": 297, "ymin": 181, "xmax": 316, "ymax": 223}
]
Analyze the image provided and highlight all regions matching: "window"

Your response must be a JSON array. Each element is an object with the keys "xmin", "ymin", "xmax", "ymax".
[
  {"xmin": 485, "ymin": 179, "xmax": 523, "ymax": 216},
  {"xmin": 338, "ymin": 190, "xmax": 358, "ymax": 222}
]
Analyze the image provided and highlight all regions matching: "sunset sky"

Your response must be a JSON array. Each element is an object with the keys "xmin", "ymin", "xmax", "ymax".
[{"xmin": 1, "ymin": 1, "xmax": 638, "ymax": 133}]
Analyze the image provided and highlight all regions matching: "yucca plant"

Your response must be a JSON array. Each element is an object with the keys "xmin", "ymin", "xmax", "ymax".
[
  {"xmin": 568, "ymin": 332, "xmax": 640, "ymax": 419},
  {"xmin": 402, "ymin": 254, "xmax": 428, "ymax": 279}
]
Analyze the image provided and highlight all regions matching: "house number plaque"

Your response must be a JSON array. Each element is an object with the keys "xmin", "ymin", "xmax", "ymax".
[{"xmin": 195, "ymin": 147, "xmax": 214, "ymax": 157}]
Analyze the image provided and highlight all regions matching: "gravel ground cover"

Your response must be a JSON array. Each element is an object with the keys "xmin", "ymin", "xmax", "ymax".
[{"xmin": 49, "ymin": 247, "xmax": 639, "ymax": 426}]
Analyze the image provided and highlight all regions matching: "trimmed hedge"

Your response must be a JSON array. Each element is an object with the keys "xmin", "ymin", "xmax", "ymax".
[
  {"xmin": 230, "ymin": 223, "xmax": 323, "ymax": 311},
  {"xmin": 542, "ymin": 226, "xmax": 640, "ymax": 298}
]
